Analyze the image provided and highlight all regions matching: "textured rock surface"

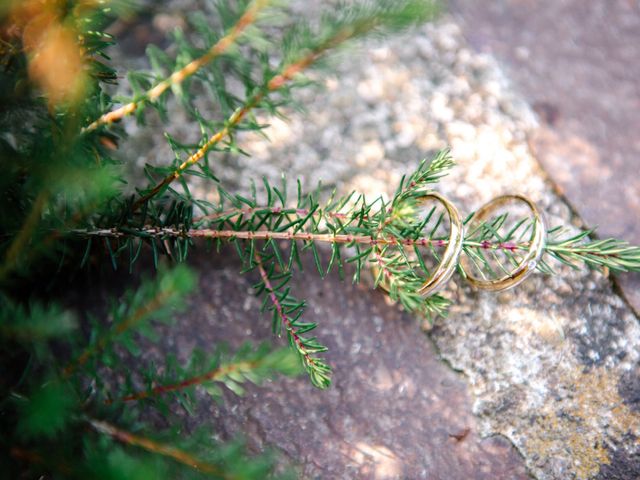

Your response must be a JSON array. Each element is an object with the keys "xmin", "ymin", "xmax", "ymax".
[
  {"xmin": 449, "ymin": 0, "xmax": 640, "ymax": 315},
  {"xmin": 161, "ymin": 252, "xmax": 530, "ymax": 479},
  {"xmin": 111, "ymin": 5, "xmax": 640, "ymax": 479}
]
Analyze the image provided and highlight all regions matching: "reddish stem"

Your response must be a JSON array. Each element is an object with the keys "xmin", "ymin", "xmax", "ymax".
[
  {"xmin": 253, "ymin": 251, "xmax": 317, "ymax": 369},
  {"xmin": 193, "ymin": 206, "xmax": 358, "ymax": 223},
  {"xmin": 78, "ymin": 227, "xmax": 530, "ymax": 253},
  {"xmin": 107, "ymin": 361, "xmax": 257, "ymax": 404},
  {"xmin": 88, "ymin": 419, "xmax": 227, "ymax": 477}
]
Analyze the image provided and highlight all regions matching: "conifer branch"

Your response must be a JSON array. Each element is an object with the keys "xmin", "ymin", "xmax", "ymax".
[
  {"xmin": 87, "ymin": 419, "xmax": 227, "ymax": 477},
  {"xmin": 76, "ymin": 149, "xmax": 640, "ymax": 312},
  {"xmin": 63, "ymin": 266, "xmax": 194, "ymax": 376},
  {"xmin": 132, "ymin": 51, "xmax": 324, "ymax": 211},
  {"xmin": 463, "ymin": 213, "xmax": 640, "ymax": 275},
  {"xmin": 5, "ymin": 0, "xmax": 640, "ymax": 475},
  {"xmin": 114, "ymin": 361, "xmax": 257, "ymax": 403},
  {"xmin": 110, "ymin": 344, "xmax": 298, "ymax": 403},
  {"xmin": 392, "ymin": 151, "xmax": 455, "ymax": 205},
  {"xmin": 63, "ymin": 290, "xmax": 172, "ymax": 376},
  {"xmin": 74, "ymin": 226, "xmax": 548, "ymax": 256},
  {"xmin": 545, "ymin": 231, "xmax": 640, "ymax": 273},
  {"xmin": 77, "ymin": 226, "xmax": 450, "ymax": 247},
  {"xmin": 1, "ymin": 2, "xmax": 462, "ymax": 476},
  {"xmin": 254, "ymin": 251, "xmax": 331, "ymax": 388},
  {"xmin": 133, "ymin": 1, "xmax": 436, "ymax": 210},
  {"xmin": 83, "ymin": 0, "xmax": 271, "ymax": 133}
]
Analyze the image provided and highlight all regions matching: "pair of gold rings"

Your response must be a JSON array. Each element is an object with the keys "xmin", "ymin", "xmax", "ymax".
[{"xmin": 374, "ymin": 193, "xmax": 546, "ymax": 296}]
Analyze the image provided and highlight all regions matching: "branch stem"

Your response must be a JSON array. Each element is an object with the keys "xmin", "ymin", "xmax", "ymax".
[
  {"xmin": 77, "ymin": 227, "xmax": 444, "ymax": 246},
  {"xmin": 107, "ymin": 360, "xmax": 257, "ymax": 404},
  {"xmin": 83, "ymin": 0, "xmax": 270, "ymax": 133},
  {"xmin": 75, "ymin": 227, "xmax": 538, "ymax": 252},
  {"xmin": 254, "ymin": 251, "xmax": 318, "ymax": 369},
  {"xmin": 87, "ymin": 419, "xmax": 227, "ymax": 477},
  {"xmin": 132, "ymin": 24, "xmax": 370, "ymax": 211}
]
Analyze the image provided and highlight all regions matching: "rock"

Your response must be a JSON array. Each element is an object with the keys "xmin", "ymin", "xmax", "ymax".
[
  {"xmin": 118, "ymin": 252, "xmax": 528, "ymax": 479},
  {"xmin": 449, "ymin": 0, "xmax": 640, "ymax": 316}
]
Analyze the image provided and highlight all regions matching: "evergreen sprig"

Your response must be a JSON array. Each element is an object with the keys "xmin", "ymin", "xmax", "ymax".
[
  {"xmin": 2, "ymin": 261, "xmax": 297, "ymax": 478},
  {"xmin": 545, "ymin": 228, "xmax": 640, "ymax": 273},
  {"xmin": 3, "ymin": 0, "xmax": 640, "ymax": 478},
  {"xmin": 126, "ymin": 0, "xmax": 439, "ymax": 210},
  {"xmin": 461, "ymin": 211, "xmax": 640, "ymax": 277},
  {"xmin": 72, "ymin": 150, "xmax": 640, "ymax": 390},
  {"xmin": 73, "ymin": 152, "xmax": 464, "ymax": 385},
  {"xmin": 2, "ymin": 1, "xmax": 444, "ymax": 476},
  {"xmin": 63, "ymin": 265, "xmax": 196, "ymax": 377},
  {"xmin": 253, "ymin": 250, "xmax": 332, "ymax": 388},
  {"xmin": 83, "ymin": 0, "xmax": 274, "ymax": 133},
  {"xmin": 86, "ymin": 419, "xmax": 291, "ymax": 479},
  {"xmin": 111, "ymin": 342, "xmax": 301, "ymax": 406}
]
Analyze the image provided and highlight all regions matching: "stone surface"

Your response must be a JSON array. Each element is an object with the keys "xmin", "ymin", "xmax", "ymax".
[
  {"xmin": 449, "ymin": 0, "xmax": 640, "ymax": 315},
  {"xmin": 156, "ymin": 251, "xmax": 530, "ymax": 479},
  {"xmin": 108, "ymin": 4, "xmax": 640, "ymax": 479}
]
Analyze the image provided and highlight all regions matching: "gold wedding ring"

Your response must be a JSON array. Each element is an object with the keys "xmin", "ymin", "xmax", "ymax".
[
  {"xmin": 417, "ymin": 193, "xmax": 464, "ymax": 297},
  {"xmin": 373, "ymin": 192, "xmax": 464, "ymax": 298},
  {"xmin": 460, "ymin": 194, "xmax": 546, "ymax": 291}
]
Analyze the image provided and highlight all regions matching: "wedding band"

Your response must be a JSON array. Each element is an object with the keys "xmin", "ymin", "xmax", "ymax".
[
  {"xmin": 460, "ymin": 194, "xmax": 546, "ymax": 291},
  {"xmin": 417, "ymin": 193, "xmax": 464, "ymax": 297},
  {"xmin": 373, "ymin": 192, "xmax": 464, "ymax": 298}
]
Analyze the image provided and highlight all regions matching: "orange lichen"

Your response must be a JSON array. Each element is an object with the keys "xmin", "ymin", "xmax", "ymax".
[{"xmin": 524, "ymin": 367, "xmax": 640, "ymax": 480}]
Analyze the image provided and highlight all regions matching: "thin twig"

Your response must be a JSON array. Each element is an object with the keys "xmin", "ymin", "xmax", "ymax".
[
  {"xmin": 83, "ymin": 0, "xmax": 270, "ymax": 133},
  {"xmin": 74, "ymin": 226, "xmax": 535, "ymax": 252},
  {"xmin": 107, "ymin": 360, "xmax": 258, "ymax": 404},
  {"xmin": 132, "ymin": 24, "xmax": 373, "ymax": 212},
  {"xmin": 254, "ymin": 251, "xmax": 318, "ymax": 369},
  {"xmin": 87, "ymin": 419, "xmax": 228, "ymax": 477},
  {"xmin": 76, "ymin": 226, "xmax": 443, "ymax": 246}
]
